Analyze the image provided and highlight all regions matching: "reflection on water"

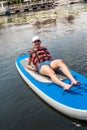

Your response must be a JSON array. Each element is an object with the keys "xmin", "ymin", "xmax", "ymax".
[{"xmin": 0, "ymin": 3, "xmax": 87, "ymax": 130}]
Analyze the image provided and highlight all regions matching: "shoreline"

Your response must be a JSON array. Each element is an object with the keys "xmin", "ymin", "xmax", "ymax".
[{"xmin": 0, "ymin": 3, "xmax": 87, "ymax": 29}]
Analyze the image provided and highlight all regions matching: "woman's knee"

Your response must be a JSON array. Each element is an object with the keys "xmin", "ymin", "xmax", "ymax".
[
  {"xmin": 51, "ymin": 59, "xmax": 64, "ymax": 68},
  {"xmin": 58, "ymin": 59, "xmax": 64, "ymax": 64},
  {"xmin": 49, "ymin": 71, "xmax": 56, "ymax": 77},
  {"xmin": 41, "ymin": 67, "xmax": 56, "ymax": 77}
]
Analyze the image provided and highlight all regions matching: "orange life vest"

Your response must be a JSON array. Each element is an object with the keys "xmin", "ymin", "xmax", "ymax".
[{"xmin": 28, "ymin": 46, "xmax": 53, "ymax": 67}]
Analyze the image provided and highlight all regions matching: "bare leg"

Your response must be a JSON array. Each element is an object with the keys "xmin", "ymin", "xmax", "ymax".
[
  {"xmin": 40, "ymin": 65, "xmax": 73, "ymax": 90},
  {"xmin": 50, "ymin": 59, "xmax": 80, "ymax": 86}
]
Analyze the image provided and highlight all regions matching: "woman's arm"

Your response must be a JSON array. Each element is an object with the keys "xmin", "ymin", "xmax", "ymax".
[{"xmin": 27, "ymin": 57, "xmax": 37, "ymax": 71}]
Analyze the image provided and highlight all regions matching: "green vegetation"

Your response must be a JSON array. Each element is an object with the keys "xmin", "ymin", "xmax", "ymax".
[{"xmin": 0, "ymin": 0, "xmax": 53, "ymax": 4}]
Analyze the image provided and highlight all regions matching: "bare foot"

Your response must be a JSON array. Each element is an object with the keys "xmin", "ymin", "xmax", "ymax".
[
  {"xmin": 62, "ymin": 81, "xmax": 80, "ymax": 90},
  {"xmin": 71, "ymin": 81, "xmax": 80, "ymax": 86},
  {"xmin": 62, "ymin": 83, "xmax": 73, "ymax": 90}
]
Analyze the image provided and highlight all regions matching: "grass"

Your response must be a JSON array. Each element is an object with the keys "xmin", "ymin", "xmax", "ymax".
[{"xmin": 0, "ymin": 4, "xmax": 86, "ymax": 28}]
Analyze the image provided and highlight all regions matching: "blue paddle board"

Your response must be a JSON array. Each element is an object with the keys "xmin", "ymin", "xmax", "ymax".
[{"xmin": 16, "ymin": 54, "xmax": 87, "ymax": 120}]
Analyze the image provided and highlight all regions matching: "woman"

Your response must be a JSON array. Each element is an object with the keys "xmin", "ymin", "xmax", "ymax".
[{"xmin": 27, "ymin": 36, "xmax": 80, "ymax": 90}]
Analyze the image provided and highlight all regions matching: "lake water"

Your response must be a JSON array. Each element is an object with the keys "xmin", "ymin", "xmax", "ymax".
[{"xmin": 0, "ymin": 4, "xmax": 87, "ymax": 130}]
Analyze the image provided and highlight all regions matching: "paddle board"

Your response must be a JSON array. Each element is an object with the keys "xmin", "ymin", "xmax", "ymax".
[{"xmin": 16, "ymin": 54, "xmax": 87, "ymax": 120}]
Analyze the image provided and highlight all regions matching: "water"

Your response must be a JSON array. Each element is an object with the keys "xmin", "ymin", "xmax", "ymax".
[{"xmin": 0, "ymin": 6, "xmax": 87, "ymax": 130}]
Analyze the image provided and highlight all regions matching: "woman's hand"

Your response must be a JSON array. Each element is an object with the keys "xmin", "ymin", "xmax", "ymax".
[
  {"xmin": 32, "ymin": 66, "xmax": 37, "ymax": 72},
  {"xmin": 27, "ymin": 65, "xmax": 37, "ymax": 72}
]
